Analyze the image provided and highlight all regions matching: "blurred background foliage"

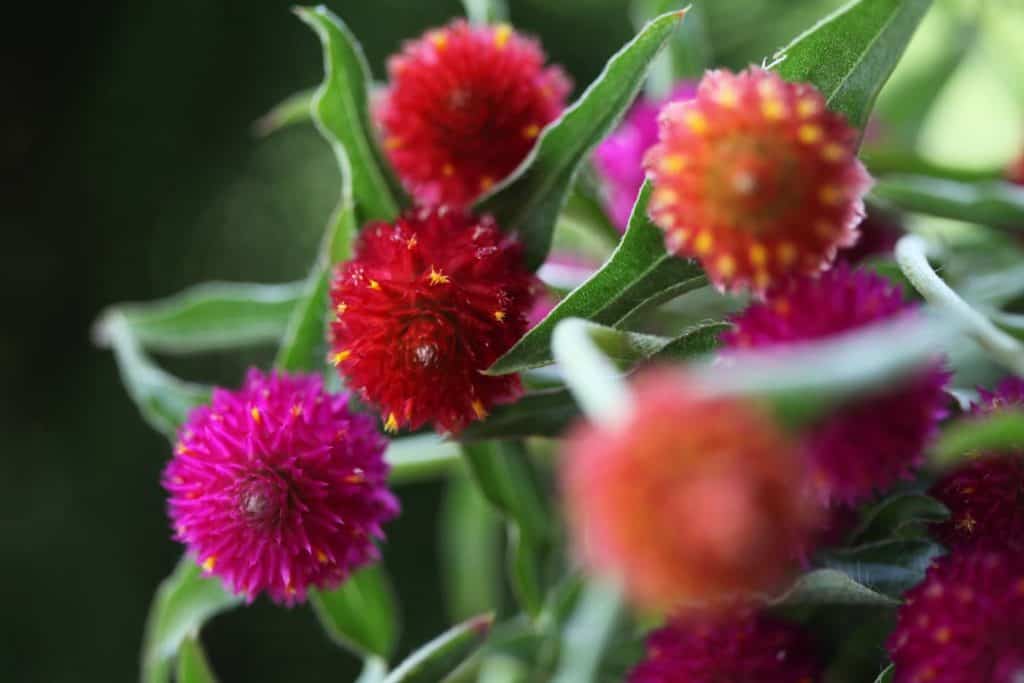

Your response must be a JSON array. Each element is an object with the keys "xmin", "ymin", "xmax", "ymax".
[{"xmin": 3, "ymin": 0, "xmax": 1022, "ymax": 681}]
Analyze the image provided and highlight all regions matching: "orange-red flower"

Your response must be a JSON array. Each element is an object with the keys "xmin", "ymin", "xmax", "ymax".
[
  {"xmin": 562, "ymin": 372, "xmax": 818, "ymax": 611},
  {"xmin": 644, "ymin": 67, "xmax": 872, "ymax": 292},
  {"xmin": 376, "ymin": 20, "xmax": 570, "ymax": 207}
]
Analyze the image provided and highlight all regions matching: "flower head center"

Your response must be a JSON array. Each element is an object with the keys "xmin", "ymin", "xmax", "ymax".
[{"xmin": 237, "ymin": 476, "xmax": 286, "ymax": 527}]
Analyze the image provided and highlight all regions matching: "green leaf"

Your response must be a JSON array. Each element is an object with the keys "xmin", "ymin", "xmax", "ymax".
[
  {"xmin": 875, "ymin": 664, "xmax": 895, "ymax": 683},
  {"xmin": 462, "ymin": 0, "xmax": 507, "ymax": 24},
  {"xmin": 142, "ymin": 556, "xmax": 242, "ymax": 683},
  {"xmin": 253, "ymin": 87, "xmax": 315, "ymax": 136},
  {"xmin": 773, "ymin": 569, "xmax": 899, "ymax": 607},
  {"xmin": 476, "ymin": 11, "xmax": 686, "ymax": 269},
  {"xmin": 850, "ymin": 492, "xmax": 949, "ymax": 543},
  {"xmin": 94, "ymin": 312, "xmax": 211, "ymax": 438},
  {"xmin": 771, "ymin": 0, "xmax": 933, "ymax": 131},
  {"xmin": 633, "ymin": 0, "xmax": 709, "ymax": 96},
  {"xmin": 386, "ymin": 434, "xmax": 462, "ymax": 485},
  {"xmin": 460, "ymin": 388, "xmax": 579, "ymax": 441},
  {"xmin": 550, "ymin": 581, "xmax": 623, "ymax": 683},
  {"xmin": 489, "ymin": 183, "xmax": 706, "ymax": 374},
  {"xmin": 296, "ymin": 5, "xmax": 406, "ymax": 223},
  {"xmin": 310, "ymin": 564, "xmax": 399, "ymax": 659},
  {"xmin": 118, "ymin": 281, "xmax": 304, "ymax": 354},
  {"xmin": 932, "ymin": 409, "xmax": 1024, "ymax": 466},
  {"xmin": 461, "ymin": 442, "xmax": 550, "ymax": 545},
  {"xmin": 356, "ymin": 658, "xmax": 388, "ymax": 683},
  {"xmin": 873, "ymin": 176, "xmax": 1024, "ymax": 230},
  {"xmin": 506, "ymin": 523, "xmax": 545, "ymax": 619},
  {"xmin": 820, "ymin": 539, "xmax": 944, "ymax": 598},
  {"xmin": 861, "ymin": 149, "xmax": 1003, "ymax": 182},
  {"xmin": 176, "ymin": 636, "xmax": 219, "ymax": 683},
  {"xmin": 441, "ymin": 474, "xmax": 503, "ymax": 620},
  {"xmin": 381, "ymin": 614, "xmax": 495, "ymax": 683}
]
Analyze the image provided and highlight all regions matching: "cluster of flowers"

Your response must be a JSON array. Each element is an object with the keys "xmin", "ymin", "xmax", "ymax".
[{"xmin": 158, "ymin": 16, "xmax": 1024, "ymax": 682}]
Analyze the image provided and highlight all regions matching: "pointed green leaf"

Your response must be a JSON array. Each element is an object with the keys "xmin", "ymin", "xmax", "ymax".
[
  {"xmin": 820, "ymin": 539, "xmax": 944, "ymax": 598},
  {"xmin": 381, "ymin": 614, "xmax": 494, "ymax": 683},
  {"xmin": 460, "ymin": 388, "xmax": 579, "ymax": 441},
  {"xmin": 253, "ymin": 87, "xmax": 315, "ymax": 136},
  {"xmin": 386, "ymin": 434, "xmax": 462, "ymax": 485},
  {"xmin": 489, "ymin": 184, "xmax": 706, "ymax": 374},
  {"xmin": 296, "ymin": 6, "xmax": 406, "ymax": 223},
  {"xmin": 476, "ymin": 11, "xmax": 686, "ymax": 269},
  {"xmin": 117, "ymin": 281, "xmax": 304, "ymax": 354},
  {"xmin": 461, "ymin": 442, "xmax": 550, "ymax": 544},
  {"xmin": 142, "ymin": 556, "xmax": 242, "ymax": 683},
  {"xmin": 176, "ymin": 636, "xmax": 220, "ymax": 683},
  {"xmin": 94, "ymin": 312, "xmax": 211, "ymax": 438},
  {"xmin": 773, "ymin": 569, "xmax": 899, "ymax": 607},
  {"xmin": 441, "ymin": 474, "xmax": 503, "ymax": 620},
  {"xmin": 873, "ymin": 176, "xmax": 1024, "ymax": 230},
  {"xmin": 932, "ymin": 409, "xmax": 1024, "ymax": 466},
  {"xmin": 550, "ymin": 581, "xmax": 623, "ymax": 683},
  {"xmin": 850, "ymin": 493, "xmax": 949, "ymax": 543},
  {"xmin": 310, "ymin": 564, "xmax": 399, "ymax": 659},
  {"xmin": 771, "ymin": 0, "xmax": 933, "ymax": 131}
]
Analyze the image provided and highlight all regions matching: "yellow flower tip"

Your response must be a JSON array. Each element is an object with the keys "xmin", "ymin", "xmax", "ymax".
[
  {"xmin": 344, "ymin": 470, "xmax": 366, "ymax": 484},
  {"xmin": 651, "ymin": 187, "xmax": 679, "ymax": 211},
  {"xmin": 384, "ymin": 413, "xmax": 399, "ymax": 434},
  {"xmin": 175, "ymin": 442, "xmax": 189, "ymax": 455},
  {"xmin": 442, "ymin": 163, "xmax": 455, "ymax": 177},
  {"xmin": 761, "ymin": 99, "xmax": 785, "ymax": 120},
  {"xmin": 754, "ymin": 270, "xmax": 771, "ymax": 291},
  {"xmin": 659, "ymin": 154, "xmax": 687, "ymax": 174},
  {"xmin": 493, "ymin": 310, "xmax": 506, "ymax": 322},
  {"xmin": 797, "ymin": 98, "xmax": 819, "ymax": 118},
  {"xmin": 798, "ymin": 124, "xmax": 823, "ymax": 144},
  {"xmin": 385, "ymin": 136, "xmax": 403, "ymax": 150},
  {"xmin": 818, "ymin": 184, "xmax": 843, "ymax": 205},
  {"xmin": 428, "ymin": 267, "xmax": 451, "ymax": 286},
  {"xmin": 821, "ymin": 143, "xmax": 846, "ymax": 163},
  {"xmin": 330, "ymin": 350, "xmax": 351, "ymax": 366},
  {"xmin": 335, "ymin": 301, "xmax": 347, "ymax": 315},
  {"xmin": 694, "ymin": 230, "xmax": 713, "ymax": 255},
  {"xmin": 714, "ymin": 87, "xmax": 739, "ymax": 108},
  {"xmin": 316, "ymin": 549, "xmax": 329, "ymax": 564},
  {"xmin": 202, "ymin": 556, "xmax": 216, "ymax": 572},
  {"xmin": 666, "ymin": 229, "xmax": 689, "ymax": 252},
  {"xmin": 716, "ymin": 255, "xmax": 737, "ymax": 278},
  {"xmin": 815, "ymin": 220, "xmax": 835, "ymax": 238},
  {"xmin": 430, "ymin": 31, "xmax": 448, "ymax": 50},
  {"xmin": 522, "ymin": 123, "xmax": 540, "ymax": 139},
  {"xmin": 471, "ymin": 400, "xmax": 488, "ymax": 420},
  {"xmin": 406, "ymin": 235, "xmax": 418, "ymax": 250},
  {"xmin": 684, "ymin": 111, "xmax": 708, "ymax": 134},
  {"xmin": 494, "ymin": 24, "xmax": 512, "ymax": 49},
  {"xmin": 748, "ymin": 243, "xmax": 768, "ymax": 266},
  {"xmin": 250, "ymin": 407, "xmax": 261, "ymax": 423},
  {"xmin": 480, "ymin": 176, "xmax": 495, "ymax": 191},
  {"xmin": 290, "ymin": 404, "xmax": 303, "ymax": 417},
  {"xmin": 777, "ymin": 242, "xmax": 797, "ymax": 266},
  {"xmin": 368, "ymin": 279, "xmax": 381, "ymax": 290}
]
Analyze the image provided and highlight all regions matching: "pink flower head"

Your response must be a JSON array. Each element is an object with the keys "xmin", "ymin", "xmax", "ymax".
[
  {"xmin": 888, "ymin": 548, "xmax": 1024, "ymax": 683},
  {"xmin": 974, "ymin": 376, "xmax": 1024, "ymax": 415},
  {"xmin": 594, "ymin": 82, "xmax": 697, "ymax": 229},
  {"xmin": 163, "ymin": 369, "xmax": 399, "ymax": 605},
  {"xmin": 628, "ymin": 608, "xmax": 823, "ymax": 683},
  {"xmin": 722, "ymin": 265, "xmax": 950, "ymax": 505},
  {"xmin": 376, "ymin": 20, "xmax": 571, "ymax": 208},
  {"xmin": 644, "ymin": 67, "xmax": 872, "ymax": 292}
]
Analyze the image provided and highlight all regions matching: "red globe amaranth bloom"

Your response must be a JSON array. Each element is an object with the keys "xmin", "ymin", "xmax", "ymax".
[
  {"xmin": 562, "ymin": 372, "xmax": 819, "ymax": 612},
  {"xmin": 594, "ymin": 81, "xmax": 697, "ymax": 230},
  {"xmin": 629, "ymin": 609, "xmax": 823, "ymax": 683},
  {"xmin": 644, "ymin": 67, "xmax": 872, "ymax": 292},
  {"xmin": 329, "ymin": 207, "xmax": 536, "ymax": 434},
  {"xmin": 723, "ymin": 265, "xmax": 950, "ymax": 505},
  {"xmin": 930, "ymin": 454, "xmax": 1024, "ymax": 553},
  {"xmin": 163, "ymin": 369, "xmax": 399, "ymax": 605},
  {"xmin": 930, "ymin": 378, "xmax": 1024, "ymax": 552},
  {"xmin": 888, "ymin": 548, "xmax": 1024, "ymax": 683},
  {"xmin": 377, "ymin": 21, "xmax": 571, "ymax": 207}
]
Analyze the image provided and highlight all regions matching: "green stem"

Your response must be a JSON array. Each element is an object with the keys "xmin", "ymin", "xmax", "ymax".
[{"xmin": 549, "ymin": 580, "xmax": 623, "ymax": 683}]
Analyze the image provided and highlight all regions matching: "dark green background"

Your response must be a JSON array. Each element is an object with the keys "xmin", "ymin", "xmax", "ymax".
[{"xmin": 0, "ymin": 0, "xmax": 910, "ymax": 681}]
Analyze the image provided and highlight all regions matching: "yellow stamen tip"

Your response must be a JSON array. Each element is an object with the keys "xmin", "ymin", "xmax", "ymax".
[
  {"xmin": 471, "ymin": 400, "xmax": 488, "ymax": 420},
  {"xmin": 202, "ymin": 556, "xmax": 216, "ymax": 572},
  {"xmin": 291, "ymin": 404, "xmax": 303, "ymax": 417},
  {"xmin": 385, "ymin": 136, "xmax": 402, "ymax": 150},
  {"xmin": 523, "ymin": 124, "xmax": 540, "ymax": 139},
  {"xmin": 761, "ymin": 99, "xmax": 785, "ymax": 120},
  {"xmin": 819, "ymin": 185, "xmax": 843, "ymax": 205},
  {"xmin": 821, "ymin": 143, "xmax": 845, "ymax": 162},
  {"xmin": 384, "ymin": 413, "xmax": 399, "ymax": 433},
  {"xmin": 406, "ymin": 235, "xmax": 418, "ymax": 250},
  {"xmin": 430, "ymin": 32, "xmax": 448, "ymax": 50},
  {"xmin": 749, "ymin": 243, "xmax": 768, "ymax": 266},
  {"xmin": 442, "ymin": 163, "xmax": 455, "ymax": 177},
  {"xmin": 494, "ymin": 24, "xmax": 512, "ymax": 49},
  {"xmin": 335, "ymin": 301, "xmax": 347, "ymax": 315},
  {"xmin": 684, "ymin": 111, "xmax": 708, "ymax": 134},
  {"xmin": 493, "ymin": 310, "xmax": 505, "ymax": 322},
  {"xmin": 716, "ymin": 255, "xmax": 736, "ymax": 277},
  {"xmin": 778, "ymin": 242, "xmax": 798, "ymax": 266},
  {"xmin": 714, "ymin": 87, "xmax": 738, "ymax": 108},
  {"xmin": 428, "ymin": 267, "xmax": 451, "ymax": 286},
  {"xmin": 480, "ymin": 176, "xmax": 494, "ymax": 191},
  {"xmin": 694, "ymin": 231, "xmax": 713, "ymax": 255},
  {"xmin": 250, "ymin": 407, "xmax": 261, "ymax": 423},
  {"xmin": 798, "ymin": 124, "xmax": 823, "ymax": 144},
  {"xmin": 316, "ymin": 550, "xmax": 329, "ymax": 564},
  {"xmin": 330, "ymin": 350, "xmax": 351, "ymax": 366},
  {"xmin": 659, "ymin": 154, "xmax": 687, "ymax": 174},
  {"xmin": 368, "ymin": 279, "xmax": 381, "ymax": 290},
  {"xmin": 797, "ymin": 98, "xmax": 819, "ymax": 118}
]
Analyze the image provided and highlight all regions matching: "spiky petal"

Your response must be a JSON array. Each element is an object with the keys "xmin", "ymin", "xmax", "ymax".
[
  {"xmin": 644, "ymin": 67, "xmax": 872, "ymax": 292},
  {"xmin": 628, "ymin": 609, "xmax": 824, "ymax": 683},
  {"xmin": 376, "ymin": 20, "xmax": 570, "ymax": 207},
  {"xmin": 163, "ymin": 369, "xmax": 399, "ymax": 605},
  {"xmin": 722, "ymin": 265, "xmax": 950, "ymax": 505},
  {"xmin": 888, "ymin": 548, "xmax": 1024, "ymax": 683},
  {"xmin": 594, "ymin": 82, "xmax": 696, "ymax": 230},
  {"xmin": 329, "ymin": 207, "xmax": 536, "ymax": 434},
  {"xmin": 562, "ymin": 371, "xmax": 819, "ymax": 612}
]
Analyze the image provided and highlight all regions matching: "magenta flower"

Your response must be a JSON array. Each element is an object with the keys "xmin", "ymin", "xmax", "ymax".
[
  {"xmin": 628, "ymin": 608, "xmax": 823, "ymax": 683},
  {"xmin": 888, "ymin": 548, "xmax": 1024, "ymax": 683},
  {"xmin": 722, "ymin": 265, "xmax": 950, "ymax": 505},
  {"xmin": 593, "ymin": 82, "xmax": 696, "ymax": 229},
  {"xmin": 975, "ymin": 376, "xmax": 1024, "ymax": 414},
  {"xmin": 163, "ymin": 369, "xmax": 399, "ymax": 605}
]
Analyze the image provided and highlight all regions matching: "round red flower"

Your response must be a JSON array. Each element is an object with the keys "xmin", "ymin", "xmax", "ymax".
[
  {"xmin": 163, "ymin": 369, "xmax": 399, "ymax": 605},
  {"xmin": 644, "ymin": 67, "xmax": 872, "ymax": 292},
  {"xmin": 888, "ymin": 548, "xmax": 1024, "ymax": 683},
  {"xmin": 722, "ymin": 265, "xmax": 950, "ymax": 505},
  {"xmin": 329, "ymin": 207, "xmax": 536, "ymax": 434},
  {"xmin": 376, "ymin": 20, "xmax": 571, "ymax": 207},
  {"xmin": 562, "ymin": 371, "xmax": 818, "ymax": 612},
  {"xmin": 629, "ymin": 609, "xmax": 823, "ymax": 683}
]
